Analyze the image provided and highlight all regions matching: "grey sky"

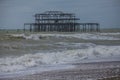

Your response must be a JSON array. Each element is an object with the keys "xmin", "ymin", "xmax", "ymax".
[{"xmin": 0, "ymin": 0, "xmax": 120, "ymax": 29}]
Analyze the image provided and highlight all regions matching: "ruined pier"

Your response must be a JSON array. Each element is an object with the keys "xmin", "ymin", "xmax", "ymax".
[{"xmin": 24, "ymin": 11, "xmax": 100, "ymax": 32}]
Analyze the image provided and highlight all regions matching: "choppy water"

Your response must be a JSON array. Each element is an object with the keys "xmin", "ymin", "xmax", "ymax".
[{"xmin": 0, "ymin": 32, "xmax": 120, "ymax": 76}]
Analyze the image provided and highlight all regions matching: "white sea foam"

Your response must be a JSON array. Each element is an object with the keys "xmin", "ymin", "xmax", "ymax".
[
  {"xmin": 0, "ymin": 43, "xmax": 120, "ymax": 72},
  {"xmin": 9, "ymin": 33, "xmax": 120, "ymax": 40},
  {"xmin": 9, "ymin": 34, "xmax": 40, "ymax": 40},
  {"xmin": 99, "ymin": 32, "xmax": 120, "ymax": 35}
]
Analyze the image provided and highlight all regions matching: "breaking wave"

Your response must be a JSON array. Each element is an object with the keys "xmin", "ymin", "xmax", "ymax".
[
  {"xmin": 8, "ymin": 33, "xmax": 120, "ymax": 40},
  {"xmin": 0, "ymin": 43, "xmax": 120, "ymax": 72},
  {"xmin": 100, "ymin": 32, "xmax": 120, "ymax": 35}
]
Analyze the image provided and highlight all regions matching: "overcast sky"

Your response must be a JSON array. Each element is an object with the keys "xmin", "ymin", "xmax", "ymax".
[{"xmin": 0, "ymin": 0, "xmax": 120, "ymax": 29}]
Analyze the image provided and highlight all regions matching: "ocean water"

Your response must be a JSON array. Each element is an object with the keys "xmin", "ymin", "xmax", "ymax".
[
  {"xmin": 0, "ymin": 32, "xmax": 120, "ymax": 77},
  {"xmin": 9, "ymin": 32, "xmax": 120, "ymax": 40}
]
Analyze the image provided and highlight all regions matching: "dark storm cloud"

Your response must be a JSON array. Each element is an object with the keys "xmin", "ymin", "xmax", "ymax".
[{"xmin": 0, "ymin": 0, "xmax": 120, "ymax": 29}]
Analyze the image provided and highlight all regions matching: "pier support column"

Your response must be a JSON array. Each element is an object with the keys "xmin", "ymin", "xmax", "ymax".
[
  {"xmin": 24, "ymin": 24, "xmax": 25, "ymax": 32},
  {"xmin": 30, "ymin": 24, "xmax": 32, "ymax": 32}
]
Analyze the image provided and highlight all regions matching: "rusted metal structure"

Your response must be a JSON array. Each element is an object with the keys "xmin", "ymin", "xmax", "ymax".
[{"xmin": 24, "ymin": 11, "xmax": 100, "ymax": 32}]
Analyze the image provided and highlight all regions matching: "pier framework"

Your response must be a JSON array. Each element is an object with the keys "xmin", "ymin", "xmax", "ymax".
[{"xmin": 24, "ymin": 11, "xmax": 100, "ymax": 32}]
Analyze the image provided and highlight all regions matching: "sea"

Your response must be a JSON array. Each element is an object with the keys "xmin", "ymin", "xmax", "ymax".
[{"xmin": 0, "ymin": 30, "xmax": 120, "ymax": 78}]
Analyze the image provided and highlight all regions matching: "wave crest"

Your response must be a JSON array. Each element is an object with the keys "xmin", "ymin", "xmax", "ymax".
[{"xmin": 0, "ymin": 43, "xmax": 120, "ymax": 72}]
